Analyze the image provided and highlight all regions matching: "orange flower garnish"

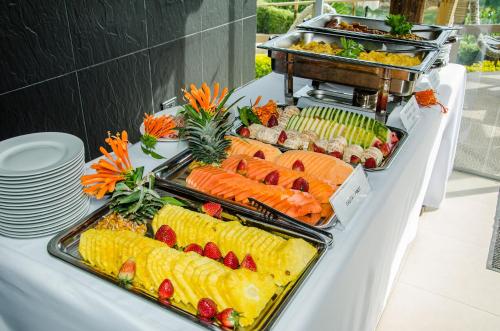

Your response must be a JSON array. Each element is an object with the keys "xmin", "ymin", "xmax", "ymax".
[
  {"xmin": 252, "ymin": 96, "xmax": 278, "ymax": 125},
  {"xmin": 143, "ymin": 113, "xmax": 176, "ymax": 138},
  {"xmin": 415, "ymin": 89, "xmax": 448, "ymax": 113},
  {"xmin": 81, "ymin": 130, "xmax": 133, "ymax": 199},
  {"xmin": 183, "ymin": 82, "xmax": 228, "ymax": 114}
]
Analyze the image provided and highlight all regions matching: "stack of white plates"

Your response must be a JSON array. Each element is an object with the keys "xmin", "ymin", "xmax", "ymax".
[{"xmin": 0, "ymin": 132, "xmax": 90, "ymax": 239}]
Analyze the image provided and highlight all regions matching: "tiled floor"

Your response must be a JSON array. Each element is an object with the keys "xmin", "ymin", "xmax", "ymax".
[{"xmin": 376, "ymin": 171, "xmax": 500, "ymax": 331}]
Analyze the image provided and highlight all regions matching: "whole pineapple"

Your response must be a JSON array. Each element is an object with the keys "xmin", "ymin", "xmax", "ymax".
[{"xmin": 182, "ymin": 82, "xmax": 241, "ymax": 165}]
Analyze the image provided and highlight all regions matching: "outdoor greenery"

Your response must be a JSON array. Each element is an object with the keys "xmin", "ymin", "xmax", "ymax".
[
  {"xmin": 256, "ymin": 5, "xmax": 294, "ymax": 34},
  {"xmin": 255, "ymin": 54, "xmax": 272, "ymax": 78},
  {"xmin": 458, "ymin": 34, "xmax": 481, "ymax": 65},
  {"xmin": 466, "ymin": 60, "xmax": 500, "ymax": 72}
]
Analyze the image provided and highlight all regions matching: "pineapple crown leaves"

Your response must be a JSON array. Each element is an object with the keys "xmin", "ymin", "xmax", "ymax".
[
  {"xmin": 184, "ymin": 110, "xmax": 234, "ymax": 165},
  {"xmin": 109, "ymin": 167, "xmax": 184, "ymax": 223}
]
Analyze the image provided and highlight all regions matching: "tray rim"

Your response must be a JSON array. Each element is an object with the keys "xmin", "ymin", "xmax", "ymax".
[
  {"xmin": 258, "ymin": 29, "xmax": 440, "ymax": 74},
  {"xmin": 298, "ymin": 13, "xmax": 453, "ymax": 48},
  {"xmin": 47, "ymin": 189, "xmax": 330, "ymax": 331}
]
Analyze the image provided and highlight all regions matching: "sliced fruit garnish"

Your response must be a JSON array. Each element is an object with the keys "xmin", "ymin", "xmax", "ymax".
[
  {"xmin": 267, "ymin": 114, "xmax": 278, "ymax": 127},
  {"xmin": 311, "ymin": 143, "xmax": 326, "ymax": 154},
  {"xmin": 184, "ymin": 243, "xmax": 203, "ymax": 255},
  {"xmin": 118, "ymin": 258, "xmax": 136, "ymax": 287},
  {"xmin": 329, "ymin": 150, "xmax": 343, "ymax": 159},
  {"xmin": 277, "ymin": 130, "xmax": 287, "ymax": 144},
  {"xmin": 158, "ymin": 278, "xmax": 174, "ymax": 304},
  {"xmin": 197, "ymin": 298, "xmax": 218, "ymax": 319},
  {"xmin": 253, "ymin": 150, "xmax": 265, "ymax": 159},
  {"xmin": 364, "ymin": 157, "xmax": 377, "ymax": 169},
  {"xmin": 292, "ymin": 159, "xmax": 305, "ymax": 172},
  {"xmin": 291, "ymin": 177, "xmax": 309, "ymax": 192},
  {"xmin": 202, "ymin": 202, "xmax": 222, "ymax": 219},
  {"xmin": 203, "ymin": 242, "xmax": 222, "ymax": 260},
  {"xmin": 264, "ymin": 170, "xmax": 279, "ymax": 185},
  {"xmin": 238, "ymin": 126, "xmax": 250, "ymax": 138},
  {"xmin": 216, "ymin": 308, "xmax": 240, "ymax": 329},
  {"xmin": 155, "ymin": 225, "xmax": 176, "ymax": 247},
  {"xmin": 236, "ymin": 159, "xmax": 248, "ymax": 176},
  {"xmin": 380, "ymin": 143, "xmax": 391, "ymax": 157},
  {"xmin": 223, "ymin": 251, "xmax": 239, "ymax": 270},
  {"xmin": 390, "ymin": 131, "xmax": 399, "ymax": 144},
  {"xmin": 241, "ymin": 254, "xmax": 257, "ymax": 272},
  {"xmin": 350, "ymin": 155, "xmax": 361, "ymax": 164}
]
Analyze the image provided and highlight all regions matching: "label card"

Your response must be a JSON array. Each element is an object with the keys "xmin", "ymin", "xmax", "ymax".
[
  {"xmin": 329, "ymin": 165, "xmax": 371, "ymax": 228},
  {"xmin": 400, "ymin": 96, "xmax": 421, "ymax": 132}
]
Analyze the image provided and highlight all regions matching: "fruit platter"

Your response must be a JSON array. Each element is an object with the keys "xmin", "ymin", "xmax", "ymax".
[
  {"xmin": 48, "ymin": 187, "xmax": 327, "ymax": 330},
  {"xmin": 234, "ymin": 100, "xmax": 407, "ymax": 171}
]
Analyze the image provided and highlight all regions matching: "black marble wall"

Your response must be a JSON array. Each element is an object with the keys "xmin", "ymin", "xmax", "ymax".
[{"xmin": 0, "ymin": 0, "xmax": 257, "ymax": 160}]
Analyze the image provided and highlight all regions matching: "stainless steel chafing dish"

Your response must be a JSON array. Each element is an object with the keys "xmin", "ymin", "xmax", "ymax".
[
  {"xmin": 298, "ymin": 14, "xmax": 456, "ymax": 48},
  {"xmin": 258, "ymin": 30, "xmax": 440, "ymax": 121}
]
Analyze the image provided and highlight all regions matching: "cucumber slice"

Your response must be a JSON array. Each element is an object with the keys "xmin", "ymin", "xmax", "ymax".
[
  {"xmin": 320, "ymin": 120, "xmax": 330, "ymax": 138},
  {"xmin": 288, "ymin": 116, "xmax": 298, "ymax": 130},
  {"xmin": 298, "ymin": 117, "xmax": 308, "ymax": 132}
]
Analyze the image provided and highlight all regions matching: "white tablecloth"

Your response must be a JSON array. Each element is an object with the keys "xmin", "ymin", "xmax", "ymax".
[{"xmin": 0, "ymin": 64, "xmax": 466, "ymax": 331}]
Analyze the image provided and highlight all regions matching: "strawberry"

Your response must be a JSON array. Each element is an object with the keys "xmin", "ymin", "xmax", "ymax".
[
  {"xmin": 241, "ymin": 254, "xmax": 257, "ymax": 271},
  {"xmin": 311, "ymin": 143, "xmax": 326, "ymax": 154},
  {"xmin": 292, "ymin": 159, "xmax": 305, "ymax": 172},
  {"xmin": 216, "ymin": 308, "xmax": 240, "ymax": 329},
  {"xmin": 238, "ymin": 126, "xmax": 250, "ymax": 138},
  {"xmin": 236, "ymin": 159, "xmax": 248, "ymax": 176},
  {"xmin": 223, "ymin": 251, "xmax": 239, "ymax": 269},
  {"xmin": 350, "ymin": 155, "xmax": 361, "ymax": 164},
  {"xmin": 390, "ymin": 131, "xmax": 399, "ymax": 144},
  {"xmin": 291, "ymin": 177, "xmax": 309, "ymax": 192},
  {"xmin": 277, "ymin": 130, "xmax": 287, "ymax": 144},
  {"xmin": 203, "ymin": 242, "xmax": 222, "ymax": 260},
  {"xmin": 253, "ymin": 150, "xmax": 265, "ymax": 159},
  {"xmin": 329, "ymin": 150, "xmax": 343, "ymax": 159},
  {"xmin": 364, "ymin": 157, "xmax": 377, "ymax": 169},
  {"xmin": 202, "ymin": 202, "xmax": 222, "ymax": 218},
  {"xmin": 118, "ymin": 258, "xmax": 136, "ymax": 287},
  {"xmin": 372, "ymin": 139, "xmax": 382, "ymax": 148},
  {"xmin": 155, "ymin": 225, "xmax": 176, "ymax": 247},
  {"xmin": 379, "ymin": 143, "xmax": 391, "ymax": 157},
  {"xmin": 197, "ymin": 298, "xmax": 218, "ymax": 319},
  {"xmin": 264, "ymin": 170, "xmax": 279, "ymax": 185},
  {"xmin": 184, "ymin": 243, "xmax": 203, "ymax": 255},
  {"xmin": 267, "ymin": 114, "xmax": 278, "ymax": 127},
  {"xmin": 158, "ymin": 278, "xmax": 174, "ymax": 304}
]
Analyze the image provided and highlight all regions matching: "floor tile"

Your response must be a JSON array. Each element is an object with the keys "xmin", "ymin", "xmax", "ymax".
[
  {"xmin": 377, "ymin": 283, "xmax": 500, "ymax": 331},
  {"xmin": 399, "ymin": 230, "xmax": 500, "ymax": 316}
]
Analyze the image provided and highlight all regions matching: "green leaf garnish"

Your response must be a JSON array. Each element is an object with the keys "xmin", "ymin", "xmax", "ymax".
[
  {"xmin": 338, "ymin": 37, "xmax": 364, "ymax": 59},
  {"xmin": 385, "ymin": 14, "xmax": 413, "ymax": 35}
]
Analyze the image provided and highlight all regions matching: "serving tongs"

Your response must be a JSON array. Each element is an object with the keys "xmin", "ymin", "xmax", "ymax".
[{"xmin": 249, "ymin": 198, "xmax": 334, "ymax": 246}]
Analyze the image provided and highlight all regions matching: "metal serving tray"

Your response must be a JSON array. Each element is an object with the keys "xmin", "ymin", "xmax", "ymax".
[
  {"xmin": 259, "ymin": 30, "xmax": 440, "ymax": 74},
  {"xmin": 48, "ymin": 188, "xmax": 328, "ymax": 331},
  {"xmin": 233, "ymin": 106, "xmax": 407, "ymax": 172},
  {"xmin": 153, "ymin": 152, "xmax": 338, "ymax": 230},
  {"xmin": 298, "ymin": 13, "xmax": 454, "ymax": 48}
]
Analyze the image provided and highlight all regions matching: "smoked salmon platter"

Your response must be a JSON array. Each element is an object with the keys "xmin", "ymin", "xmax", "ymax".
[{"xmin": 234, "ymin": 104, "xmax": 407, "ymax": 172}]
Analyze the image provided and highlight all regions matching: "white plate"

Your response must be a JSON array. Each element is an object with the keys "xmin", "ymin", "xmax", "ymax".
[
  {"xmin": 0, "ymin": 164, "xmax": 83, "ymax": 195},
  {"xmin": 0, "ymin": 132, "xmax": 84, "ymax": 177},
  {"xmin": 0, "ymin": 179, "xmax": 82, "ymax": 206},
  {"xmin": 0, "ymin": 198, "xmax": 89, "ymax": 230},
  {"xmin": 0, "ymin": 158, "xmax": 83, "ymax": 191},
  {"xmin": 0, "ymin": 150, "xmax": 84, "ymax": 182},
  {"xmin": 139, "ymin": 107, "xmax": 186, "ymax": 142},
  {"xmin": 0, "ymin": 204, "xmax": 90, "ymax": 238},
  {"xmin": 0, "ymin": 194, "xmax": 89, "ymax": 222},
  {"xmin": 0, "ymin": 186, "xmax": 85, "ymax": 213}
]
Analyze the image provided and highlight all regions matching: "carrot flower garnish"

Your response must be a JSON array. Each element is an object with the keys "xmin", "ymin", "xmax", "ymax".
[
  {"xmin": 81, "ymin": 131, "xmax": 133, "ymax": 199},
  {"xmin": 183, "ymin": 82, "xmax": 228, "ymax": 115},
  {"xmin": 415, "ymin": 89, "xmax": 448, "ymax": 113},
  {"xmin": 252, "ymin": 97, "xmax": 278, "ymax": 125}
]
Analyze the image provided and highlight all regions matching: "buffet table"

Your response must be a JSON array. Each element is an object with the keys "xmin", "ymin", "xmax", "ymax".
[{"xmin": 0, "ymin": 63, "xmax": 465, "ymax": 331}]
